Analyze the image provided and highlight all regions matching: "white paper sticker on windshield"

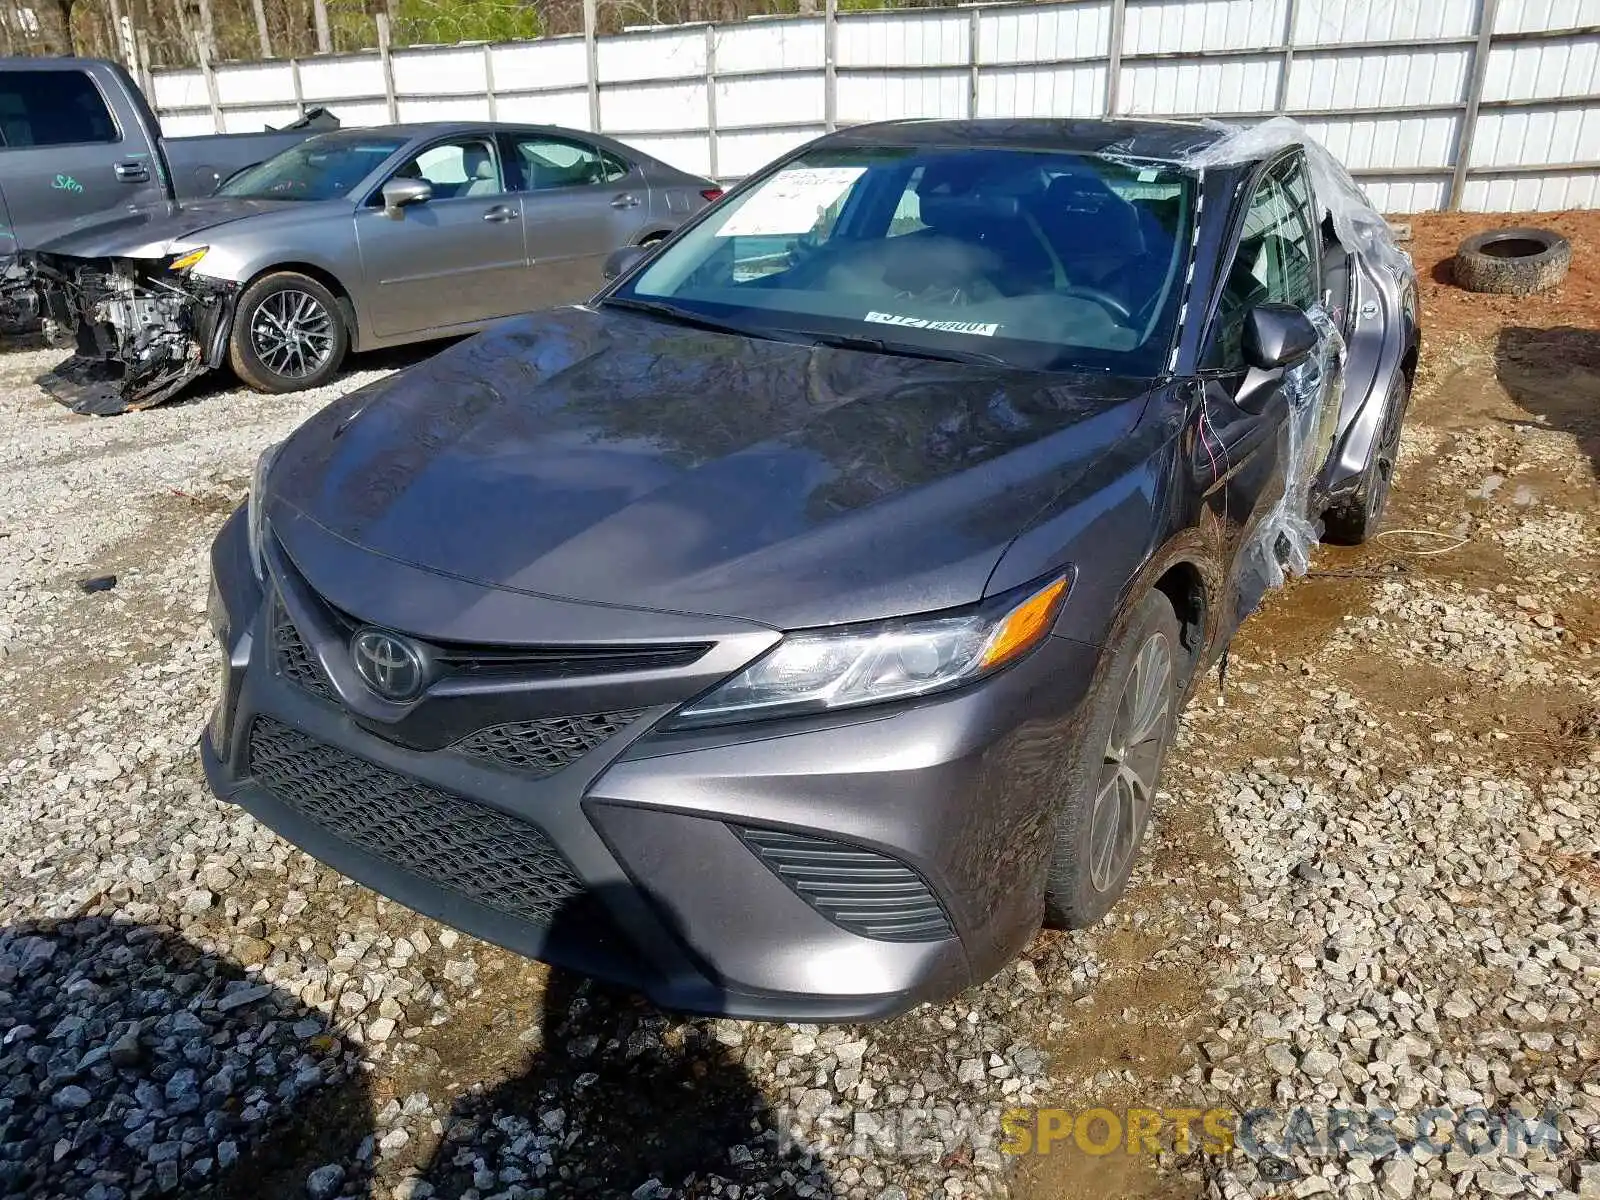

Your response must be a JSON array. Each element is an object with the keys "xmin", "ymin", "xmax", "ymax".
[
  {"xmin": 864, "ymin": 311, "xmax": 1000, "ymax": 337},
  {"xmin": 716, "ymin": 167, "xmax": 867, "ymax": 237}
]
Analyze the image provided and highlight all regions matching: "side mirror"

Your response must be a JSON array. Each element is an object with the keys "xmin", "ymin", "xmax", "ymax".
[
  {"xmin": 1243, "ymin": 302, "xmax": 1320, "ymax": 371},
  {"xmin": 603, "ymin": 244, "xmax": 650, "ymax": 282},
  {"xmin": 381, "ymin": 177, "xmax": 432, "ymax": 219}
]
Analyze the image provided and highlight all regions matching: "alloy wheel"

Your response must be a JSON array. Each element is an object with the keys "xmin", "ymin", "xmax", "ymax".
[
  {"xmin": 1088, "ymin": 632, "xmax": 1173, "ymax": 892},
  {"xmin": 250, "ymin": 289, "xmax": 336, "ymax": 379}
]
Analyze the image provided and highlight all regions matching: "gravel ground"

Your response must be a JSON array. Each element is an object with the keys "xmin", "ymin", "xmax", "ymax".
[{"xmin": 2, "ymin": 210, "xmax": 1598, "ymax": 1200}]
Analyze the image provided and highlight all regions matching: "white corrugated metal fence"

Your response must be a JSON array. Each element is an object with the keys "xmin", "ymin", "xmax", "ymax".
[{"xmin": 148, "ymin": 0, "xmax": 1600, "ymax": 212}]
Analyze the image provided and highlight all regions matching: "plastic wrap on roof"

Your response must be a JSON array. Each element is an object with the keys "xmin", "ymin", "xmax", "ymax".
[{"xmin": 1176, "ymin": 116, "xmax": 1413, "ymax": 280}]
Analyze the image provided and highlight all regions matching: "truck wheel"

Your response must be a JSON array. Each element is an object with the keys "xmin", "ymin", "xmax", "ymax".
[
  {"xmin": 1043, "ymin": 590, "xmax": 1187, "ymax": 929},
  {"xmin": 229, "ymin": 271, "xmax": 348, "ymax": 393},
  {"xmin": 1322, "ymin": 372, "xmax": 1411, "ymax": 545}
]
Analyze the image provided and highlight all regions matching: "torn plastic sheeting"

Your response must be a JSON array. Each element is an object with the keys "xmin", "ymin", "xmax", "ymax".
[
  {"xmin": 1173, "ymin": 116, "xmax": 1414, "ymax": 281},
  {"xmin": 1240, "ymin": 303, "xmax": 1347, "ymax": 603}
]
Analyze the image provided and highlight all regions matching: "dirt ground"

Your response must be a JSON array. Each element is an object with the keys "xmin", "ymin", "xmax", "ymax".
[{"xmin": 1014, "ymin": 211, "xmax": 1600, "ymax": 1199}]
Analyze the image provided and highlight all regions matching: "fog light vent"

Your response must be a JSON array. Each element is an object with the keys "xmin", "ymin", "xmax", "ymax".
[{"xmin": 734, "ymin": 826, "xmax": 953, "ymax": 943}]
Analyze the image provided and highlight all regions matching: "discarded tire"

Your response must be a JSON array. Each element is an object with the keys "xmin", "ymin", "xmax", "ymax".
[{"xmin": 1453, "ymin": 227, "xmax": 1571, "ymax": 295}]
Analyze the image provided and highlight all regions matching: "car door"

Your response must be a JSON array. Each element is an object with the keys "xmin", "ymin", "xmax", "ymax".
[
  {"xmin": 0, "ymin": 66, "xmax": 168, "ymax": 250},
  {"xmin": 501, "ymin": 131, "xmax": 651, "ymax": 305},
  {"xmin": 354, "ymin": 135, "xmax": 527, "ymax": 339},
  {"xmin": 1191, "ymin": 152, "xmax": 1326, "ymax": 623}
]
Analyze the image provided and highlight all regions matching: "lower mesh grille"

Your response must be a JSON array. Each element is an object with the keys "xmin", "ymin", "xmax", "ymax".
[
  {"xmin": 248, "ymin": 717, "xmax": 584, "ymax": 927},
  {"xmin": 270, "ymin": 601, "xmax": 335, "ymax": 703},
  {"xmin": 735, "ymin": 827, "xmax": 953, "ymax": 942},
  {"xmin": 451, "ymin": 710, "xmax": 643, "ymax": 776}
]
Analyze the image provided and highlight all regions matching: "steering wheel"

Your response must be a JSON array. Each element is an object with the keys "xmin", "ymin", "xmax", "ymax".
[{"xmin": 1060, "ymin": 284, "xmax": 1133, "ymax": 323}]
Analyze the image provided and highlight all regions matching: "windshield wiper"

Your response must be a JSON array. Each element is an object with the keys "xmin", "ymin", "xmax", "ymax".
[
  {"xmin": 600, "ymin": 296, "xmax": 764, "ymax": 339},
  {"xmin": 775, "ymin": 329, "xmax": 1012, "ymax": 368}
]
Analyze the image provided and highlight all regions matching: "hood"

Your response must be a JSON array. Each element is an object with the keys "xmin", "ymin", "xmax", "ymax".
[
  {"xmin": 269, "ymin": 306, "xmax": 1156, "ymax": 631},
  {"xmin": 31, "ymin": 197, "xmax": 304, "ymax": 259}
]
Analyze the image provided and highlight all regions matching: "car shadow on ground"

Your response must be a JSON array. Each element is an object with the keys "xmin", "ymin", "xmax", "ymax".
[
  {"xmin": 416, "ymin": 888, "xmax": 832, "ymax": 1197},
  {"xmin": 1494, "ymin": 326, "xmax": 1600, "ymax": 478},
  {"xmin": 0, "ymin": 917, "xmax": 375, "ymax": 1199},
  {"xmin": 167, "ymin": 338, "xmax": 462, "ymax": 411}
]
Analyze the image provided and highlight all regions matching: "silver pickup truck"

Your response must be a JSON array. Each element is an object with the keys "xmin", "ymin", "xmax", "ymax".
[{"xmin": 0, "ymin": 57, "xmax": 332, "ymax": 327}]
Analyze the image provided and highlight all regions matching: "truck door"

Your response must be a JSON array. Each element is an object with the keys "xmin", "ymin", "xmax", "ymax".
[{"xmin": 0, "ymin": 65, "xmax": 168, "ymax": 251}]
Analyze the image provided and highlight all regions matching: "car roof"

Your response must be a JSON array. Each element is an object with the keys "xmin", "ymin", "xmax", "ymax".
[
  {"xmin": 813, "ymin": 117, "xmax": 1235, "ymax": 163},
  {"xmin": 309, "ymin": 121, "xmax": 620, "ymax": 141}
]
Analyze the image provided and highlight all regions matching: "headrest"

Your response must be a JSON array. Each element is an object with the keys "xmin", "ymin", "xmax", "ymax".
[
  {"xmin": 1042, "ymin": 173, "xmax": 1144, "ymax": 256},
  {"xmin": 462, "ymin": 145, "xmax": 495, "ymax": 179}
]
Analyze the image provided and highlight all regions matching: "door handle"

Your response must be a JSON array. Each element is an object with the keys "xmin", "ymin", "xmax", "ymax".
[
  {"xmin": 610, "ymin": 194, "xmax": 641, "ymax": 209},
  {"xmin": 482, "ymin": 205, "xmax": 517, "ymax": 223},
  {"xmin": 114, "ymin": 161, "xmax": 150, "ymax": 183}
]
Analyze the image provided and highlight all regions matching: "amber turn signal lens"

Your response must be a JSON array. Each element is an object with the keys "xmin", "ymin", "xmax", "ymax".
[
  {"xmin": 979, "ymin": 576, "xmax": 1070, "ymax": 669},
  {"xmin": 170, "ymin": 247, "xmax": 209, "ymax": 271}
]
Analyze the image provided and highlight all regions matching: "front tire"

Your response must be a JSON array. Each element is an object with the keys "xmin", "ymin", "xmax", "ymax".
[
  {"xmin": 228, "ymin": 271, "xmax": 348, "ymax": 394},
  {"xmin": 1043, "ymin": 591, "xmax": 1186, "ymax": 929}
]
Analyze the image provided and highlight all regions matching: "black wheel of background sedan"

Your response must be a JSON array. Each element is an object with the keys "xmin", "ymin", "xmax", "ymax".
[
  {"xmin": 1044, "ymin": 589, "xmax": 1186, "ymax": 928},
  {"xmin": 201, "ymin": 117, "xmax": 1421, "ymax": 1022},
  {"xmin": 228, "ymin": 270, "xmax": 348, "ymax": 393}
]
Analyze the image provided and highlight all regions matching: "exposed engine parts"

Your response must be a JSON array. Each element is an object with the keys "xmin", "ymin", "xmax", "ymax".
[
  {"xmin": 32, "ymin": 255, "xmax": 236, "ymax": 416},
  {"xmin": 0, "ymin": 256, "xmax": 40, "ymax": 333}
]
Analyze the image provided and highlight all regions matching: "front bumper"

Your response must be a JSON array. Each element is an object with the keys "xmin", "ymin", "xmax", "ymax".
[
  {"xmin": 32, "ymin": 254, "xmax": 235, "ymax": 416},
  {"xmin": 202, "ymin": 510, "xmax": 1102, "ymax": 1020}
]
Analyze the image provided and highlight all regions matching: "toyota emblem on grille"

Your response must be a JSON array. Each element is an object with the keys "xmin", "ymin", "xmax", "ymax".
[{"xmin": 351, "ymin": 628, "xmax": 426, "ymax": 701}]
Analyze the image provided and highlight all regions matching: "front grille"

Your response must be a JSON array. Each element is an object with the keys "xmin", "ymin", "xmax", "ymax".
[
  {"xmin": 247, "ymin": 717, "xmax": 584, "ymax": 927},
  {"xmin": 736, "ymin": 827, "xmax": 954, "ymax": 943},
  {"xmin": 452, "ymin": 710, "xmax": 643, "ymax": 776},
  {"xmin": 270, "ymin": 600, "xmax": 335, "ymax": 703}
]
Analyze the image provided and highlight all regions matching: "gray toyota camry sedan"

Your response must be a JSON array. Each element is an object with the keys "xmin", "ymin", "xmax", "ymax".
[{"xmin": 202, "ymin": 118, "xmax": 1417, "ymax": 1020}]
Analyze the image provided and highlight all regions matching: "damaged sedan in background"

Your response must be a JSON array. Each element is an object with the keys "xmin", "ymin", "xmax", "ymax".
[{"xmin": 29, "ymin": 122, "xmax": 722, "ymax": 415}]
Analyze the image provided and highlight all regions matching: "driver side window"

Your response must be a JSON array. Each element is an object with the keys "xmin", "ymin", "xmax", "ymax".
[
  {"xmin": 370, "ymin": 138, "xmax": 503, "ymax": 204},
  {"xmin": 1206, "ymin": 161, "xmax": 1317, "ymax": 368}
]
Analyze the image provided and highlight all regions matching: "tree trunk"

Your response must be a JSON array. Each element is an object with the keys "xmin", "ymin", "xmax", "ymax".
[
  {"xmin": 252, "ymin": 0, "xmax": 272, "ymax": 56},
  {"xmin": 311, "ymin": 0, "xmax": 330, "ymax": 52}
]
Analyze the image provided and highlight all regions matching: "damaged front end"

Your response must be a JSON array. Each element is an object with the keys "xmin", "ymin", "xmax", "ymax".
[
  {"xmin": 33, "ymin": 253, "xmax": 237, "ymax": 416},
  {"xmin": 1, "ymin": 255, "xmax": 41, "ymax": 332}
]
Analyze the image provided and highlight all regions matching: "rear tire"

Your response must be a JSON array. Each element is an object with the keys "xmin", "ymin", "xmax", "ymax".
[
  {"xmin": 1043, "ymin": 591, "xmax": 1186, "ymax": 929},
  {"xmin": 1322, "ymin": 371, "xmax": 1411, "ymax": 545},
  {"xmin": 228, "ymin": 271, "xmax": 348, "ymax": 394}
]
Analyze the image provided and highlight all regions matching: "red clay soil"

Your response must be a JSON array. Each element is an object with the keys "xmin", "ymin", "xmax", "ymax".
[{"xmin": 1403, "ymin": 209, "xmax": 1600, "ymax": 345}]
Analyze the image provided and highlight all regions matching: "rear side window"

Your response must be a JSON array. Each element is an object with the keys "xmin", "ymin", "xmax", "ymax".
[{"xmin": 0, "ymin": 70, "xmax": 119, "ymax": 148}]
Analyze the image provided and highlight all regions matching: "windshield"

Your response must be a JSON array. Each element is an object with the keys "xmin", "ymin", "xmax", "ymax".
[
  {"xmin": 612, "ymin": 146, "xmax": 1195, "ymax": 375},
  {"xmin": 217, "ymin": 132, "xmax": 408, "ymax": 201}
]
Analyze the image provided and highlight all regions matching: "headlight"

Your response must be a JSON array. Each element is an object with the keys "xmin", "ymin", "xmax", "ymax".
[
  {"xmin": 169, "ymin": 246, "xmax": 209, "ymax": 272},
  {"xmin": 246, "ymin": 441, "xmax": 281, "ymax": 581},
  {"xmin": 673, "ymin": 574, "xmax": 1070, "ymax": 727}
]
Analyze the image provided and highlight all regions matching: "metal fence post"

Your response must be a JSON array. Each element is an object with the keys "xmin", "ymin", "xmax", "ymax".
[
  {"xmin": 968, "ymin": 7, "xmax": 981, "ymax": 118},
  {"xmin": 1450, "ymin": 0, "xmax": 1500, "ymax": 209},
  {"xmin": 705, "ymin": 23, "xmax": 720, "ymax": 180},
  {"xmin": 1276, "ymin": 0, "xmax": 1299, "ymax": 113},
  {"xmin": 584, "ymin": 0, "xmax": 601, "ymax": 133},
  {"xmin": 376, "ymin": 13, "xmax": 398, "ymax": 123},
  {"xmin": 484, "ymin": 44, "xmax": 498, "ymax": 120},
  {"xmin": 290, "ymin": 56, "xmax": 305, "ymax": 118},
  {"xmin": 1105, "ymin": 0, "xmax": 1126, "ymax": 117},
  {"xmin": 824, "ymin": 0, "xmax": 837, "ymax": 131},
  {"xmin": 196, "ymin": 33, "xmax": 224, "ymax": 133}
]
